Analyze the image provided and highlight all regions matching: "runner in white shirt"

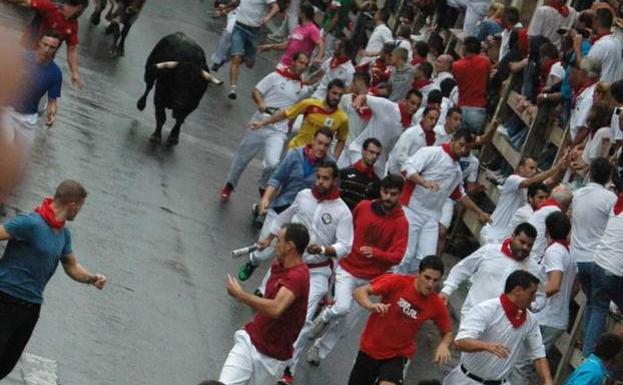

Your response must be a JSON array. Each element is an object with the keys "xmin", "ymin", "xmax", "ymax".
[
  {"xmin": 220, "ymin": 53, "xmax": 312, "ymax": 202},
  {"xmin": 386, "ymin": 106, "xmax": 441, "ymax": 174},
  {"xmin": 337, "ymin": 73, "xmax": 371, "ymax": 168},
  {"xmin": 253, "ymin": 161, "xmax": 353, "ymax": 379},
  {"xmin": 444, "ymin": 271, "xmax": 553, "ymax": 385},
  {"xmin": 583, "ymin": 192, "xmax": 623, "ymax": 357},
  {"xmin": 359, "ymin": 9, "xmax": 393, "ymax": 66},
  {"xmin": 584, "ymin": 8, "xmax": 623, "ymax": 84},
  {"xmin": 528, "ymin": 184, "xmax": 573, "ymax": 264},
  {"xmin": 345, "ymin": 90, "xmax": 422, "ymax": 176},
  {"xmin": 440, "ymin": 223, "xmax": 541, "ymax": 319},
  {"xmin": 568, "ymin": 58, "xmax": 600, "ymax": 143},
  {"xmin": 432, "ymin": 55, "xmax": 454, "ymax": 89},
  {"xmin": 480, "ymin": 156, "xmax": 565, "ymax": 245},
  {"xmin": 527, "ymin": 0, "xmax": 577, "ymax": 47},
  {"xmin": 570, "ymin": 158, "xmax": 616, "ymax": 336},
  {"xmin": 310, "ymin": 38, "xmax": 356, "ymax": 100},
  {"xmin": 535, "ymin": 212, "xmax": 575, "ymax": 348},
  {"xmin": 397, "ymin": 129, "xmax": 490, "ymax": 273},
  {"xmin": 507, "ymin": 183, "xmax": 550, "ymax": 233}
]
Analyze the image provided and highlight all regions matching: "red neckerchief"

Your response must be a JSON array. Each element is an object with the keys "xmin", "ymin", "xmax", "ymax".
[
  {"xmin": 303, "ymin": 144, "xmax": 320, "ymax": 165},
  {"xmin": 518, "ymin": 28, "xmax": 529, "ymax": 56},
  {"xmin": 538, "ymin": 58, "xmax": 557, "ymax": 93},
  {"xmin": 398, "ymin": 102, "xmax": 413, "ymax": 128},
  {"xmin": 572, "ymin": 80, "xmax": 596, "ymax": 107},
  {"xmin": 500, "ymin": 238, "xmax": 520, "ymax": 260},
  {"xmin": 34, "ymin": 197, "xmax": 65, "ymax": 230},
  {"xmin": 591, "ymin": 32, "xmax": 611, "ymax": 44},
  {"xmin": 441, "ymin": 143, "xmax": 459, "ymax": 161},
  {"xmin": 538, "ymin": 197, "xmax": 561, "ymax": 210},
  {"xmin": 275, "ymin": 67, "xmax": 302, "ymax": 83},
  {"xmin": 548, "ymin": 2, "xmax": 569, "ymax": 17},
  {"xmin": 412, "ymin": 78, "xmax": 432, "ymax": 91},
  {"xmin": 330, "ymin": 55, "xmax": 350, "ymax": 69},
  {"xmin": 613, "ymin": 194, "xmax": 623, "ymax": 215},
  {"xmin": 500, "ymin": 294, "xmax": 527, "ymax": 328},
  {"xmin": 422, "ymin": 125, "xmax": 436, "ymax": 145},
  {"xmin": 311, "ymin": 185, "xmax": 340, "ymax": 201},
  {"xmin": 353, "ymin": 159, "xmax": 376, "ymax": 178},
  {"xmin": 548, "ymin": 239, "xmax": 570, "ymax": 252},
  {"xmin": 411, "ymin": 57, "xmax": 425, "ymax": 66}
]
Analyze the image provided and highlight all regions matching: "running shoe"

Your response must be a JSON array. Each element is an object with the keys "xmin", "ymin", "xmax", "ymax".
[
  {"xmin": 277, "ymin": 367, "xmax": 293, "ymax": 385},
  {"xmin": 228, "ymin": 87, "xmax": 237, "ymax": 100},
  {"xmin": 220, "ymin": 183, "xmax": 234, "ymax": 203},
  {"xmin": 238, "ymin": 261, "xmax": 258, "ymax": 281},
  {"xmin": 305, "ymin": 345, "xmax": 321, "ymax": 366}
]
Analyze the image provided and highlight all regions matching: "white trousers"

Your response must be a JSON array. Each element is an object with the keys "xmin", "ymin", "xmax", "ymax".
[
  {"xmin": 446, "ymin": 0, "xmax": 490, "ymax": 36},
  {"xmin": 289, "ymin": 265, "xmax": 332, "ymax": 374},
  {"xmin": 397, "ymin": 207, "xmax": 439, "ymax": 274},
  {"xmin": 443, "ymin": 365, "xmax": 509, "ymax": 385},
  {"xmin": 226, "ymin": 127, "xmax": 287, "ymax": 189},
  {"xmin": 219, "ymin": 330, "xmax": 288, "ymax": 385},
  {"xmin": 439, "ymin": 199, "xmax": 455, "ymax": 228}
]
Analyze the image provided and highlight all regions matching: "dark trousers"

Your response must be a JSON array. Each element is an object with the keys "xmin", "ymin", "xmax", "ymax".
[
  {"xmin": 0, "ymin": 291, "xmax": 41, "ymax": 380},
  {"xmin": 348, "ymin": 350, "xmax": 406, "ymax": 385}
]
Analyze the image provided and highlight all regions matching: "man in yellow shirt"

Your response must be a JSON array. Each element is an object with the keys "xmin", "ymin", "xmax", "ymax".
[{"xmin": 250, "ymin": 79, "xmax": 349, "ymax": 159}]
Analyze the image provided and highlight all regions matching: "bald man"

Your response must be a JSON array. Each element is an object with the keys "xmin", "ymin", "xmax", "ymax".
[{"xmin": 433, "ymin": 55, "xmax": 454, "ymax": 89}]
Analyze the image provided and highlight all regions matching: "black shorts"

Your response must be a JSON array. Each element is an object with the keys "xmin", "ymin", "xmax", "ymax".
[{"xmin": 347, "ymin": 350, "xmax": 407, "ymax": 385}]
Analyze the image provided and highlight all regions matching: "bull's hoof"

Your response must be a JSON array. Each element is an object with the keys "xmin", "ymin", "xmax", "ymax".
[
  {"xmin": 149, "ymin": 133, "xmax": 161, "ymax": 143},
  {"xmin": 137, "ymin": 97, "xmax": 146, "ymax": 111},
  {"xmin": 90, "ymin": 12, "xmax": 101, "ymax": 25},
  {"xmin": 166, "ymin": 136, "xmax": 179, "ymax": 146}
]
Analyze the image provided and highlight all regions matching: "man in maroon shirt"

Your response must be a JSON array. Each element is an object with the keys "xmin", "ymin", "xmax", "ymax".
[
  {"xmin": 452, "ymin": 36, "xmax": 491, "ymax": 134},
  {"xmin": 305, "ymin": 174, "xmax": 409, "ymax": 366},
  {"xmin": 8, "ymin": 0, "xmax": 87, "ymax": 88},
  {"xmin": 220, "ymin": 223, "xmax": 310, "ymax": 385},
  {"xmin": 348, "ymin": 255, "xmax": 453, "ymax": 385}
]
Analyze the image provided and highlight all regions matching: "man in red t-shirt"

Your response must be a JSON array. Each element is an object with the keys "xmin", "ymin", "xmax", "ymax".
[
  {"xmin": 220, "ymin": 223, "xmax": 310, "ymax": 385},
  {"xmin": 348, "ymin": 255, "xmax": 453, "ymax": 385},
  {"xmin": 305, "ymin": 174, "xmax": 408, "ymax": 366},
  {"xmin": 452, "ymin": 36, "xmax": 491, "ymax": 134},
  {"xmin": 8, "ymin": 0, "xmax": 87, "ymax": 88}
]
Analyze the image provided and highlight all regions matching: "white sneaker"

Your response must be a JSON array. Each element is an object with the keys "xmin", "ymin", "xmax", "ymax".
[
  {"xmin": 305, "ymin": 345, "xmax": 321, "ymax": 366},
  {"xmin": 308, "ymin": 311, "xmax": 329, "ymax": 340}
]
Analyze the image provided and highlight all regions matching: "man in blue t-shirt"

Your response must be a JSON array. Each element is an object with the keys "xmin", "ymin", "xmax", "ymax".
[
  {"xmin": 9, "ymin": 29, "xmax": 63, "ymax": 134},
  {"xmin": 565, "ymin": 332, "xmax": 621, "ymax": 385},
  {"xmin": 0, "ymin": 180, "xmax": 107, "ymax": 380}
]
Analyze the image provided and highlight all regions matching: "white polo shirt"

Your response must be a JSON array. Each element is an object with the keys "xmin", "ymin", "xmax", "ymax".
[
  {"xmin": 527, "ymin": 5, "xmax": 577, "ymax": 47},
  {"xmin": 571, "ymin": 182, "xmax": 617, "ymax": 264},
  {"xmin": 236, "ymin": 0, "xmax": 276, "ymax": 27},
  {"xmin": 587, "ymin": 34, "xmax": 623, "ymax": 84},
  {"xmin": 529, "ymin": 203, "xmax": 561, "ymax": 263},
  {"xmin": 312, "ymin": 58, "xmax": 355, "ymax": 99},
  {"xmin": 360, "ymin": 23, "xmax": 393, "ymax": 65},
  {"xmin": 252, "ymin": 71, "xmax": 311, "ymax": 132},
  {"xmin": 569, "ymin": 83, "xmax": 596, "ymax": 142},
  {"xmin": 535, "ymin": 242, "xmax": 577, "ymax": 330},
  {"xmin": 270, "ymin": 189, "xmax": 354, "ymax": 265},
  {"xmin": 581, "ymin": 126, "xmax": 613, "ymax": 166},
  {"xmin": 401, "ymin": 145, "xmax": 465, "ymax": 218},
  {"xmin": 455, "ymin": 298, "xmax": 546, "ymax": 381},
  {"xmin": 441, "ymin": 242, "xmax": 541, "ymax": 317},
  {"xmin": 593, "ymin": 204, "xmax": 623, "ymax": 276},
  {"xmin": 349, "ymin": 95, "xmax": 411, "ymax": 176},
  {"xmin": 338, "ymin": 93, "xmax": 368, "ymax": 145},
  {"xmin": 507, "ymin": 203, "xmax": 534, "ymax": 233},
  {"xmin": 480, "ymin": 175, "xmax": 527, "ymax": 244}
]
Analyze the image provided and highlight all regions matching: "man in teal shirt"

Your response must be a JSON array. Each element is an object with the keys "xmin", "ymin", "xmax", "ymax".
[{"xmin": 565, "ymin": 333, "xmax": 621, "ymax": 385}]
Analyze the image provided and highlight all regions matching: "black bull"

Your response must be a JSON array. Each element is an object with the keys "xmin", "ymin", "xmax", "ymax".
[{"xmin": 136, "ymin": 32, "xmax": 222, "ymax": 145}]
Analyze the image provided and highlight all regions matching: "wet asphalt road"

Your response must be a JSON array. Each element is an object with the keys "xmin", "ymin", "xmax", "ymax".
[{"xmin": 0, "ymin": 2, "xmax": 454, "ymax": 384}]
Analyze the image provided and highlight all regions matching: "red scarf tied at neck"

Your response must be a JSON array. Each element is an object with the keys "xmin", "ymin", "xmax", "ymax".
[
  {"xmin": 548, "ymin": 1, "xmax": 569, "ymax": 17},
  {"xmin": 614, "ymin": 194, "xmax": 623, "ymax": 215},
  {"xmin": 353, "ymin": 159, "xmax": 376, "ymax": 178},
  {"xmin": 398, "ymin": 102, "xmax": 413, "ymax": 128},
  {"xmin": 538, "ymin": 197, "xmax": 561, "ymax": 210},
  {"xmin": 423, "ymin": 126, "xmax": 436, "ymax": 146},
  {"xmin": 500, "ymin": 294, "xmax": 527, "ymax": 328},
  {"xmin": 304, "ymin": 144, "xmax": 321, "ymax": 165},
  {"xmin": 34, "ymin": 197, "xmax": 65, "ymax": 230},
  {"xmin": 591, "ymin": 32, "xmax": 611, "ymax": 44},
  {"xmin": 311, "ymin": 185, "xmax": 341, "ymax": 201},
  {"xmin": 572, "ymin": 81, "xmax": 596, "ymax": 107},
  {"xmin": 330, "ymin": 55, "xmax": 350, "ymax": 69},
  {"xmin": 441, "ymin": 143, "xmax": 459, "ymax": 161},
  {"xmin": 500, "ymin": 238, "xmax": 521, "ymax": 260},
  {"xmin": 412, "ymin": 78, "xmax": 432, "ymax": 91},
  {"xmin": 276, "ymin": 67, "xmax": 302, "ymax": 83},
  {"xmin": 548, "ymin": 239, "xmax": 570, "ymax": 251}
]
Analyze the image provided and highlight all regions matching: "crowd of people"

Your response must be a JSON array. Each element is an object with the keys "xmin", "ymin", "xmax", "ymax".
[{"xmin": 2, "ymin": 0, "xmax": 623, "ymax": 384}]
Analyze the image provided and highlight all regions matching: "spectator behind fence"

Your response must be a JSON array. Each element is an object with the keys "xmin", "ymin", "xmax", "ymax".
[{"xmin": 566, "ymin": 333, "xmax": 622, "ymax": 385}]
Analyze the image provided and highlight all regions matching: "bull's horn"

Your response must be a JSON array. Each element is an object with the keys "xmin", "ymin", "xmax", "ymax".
[
  {"xmin": 155, "ymin": 61, "xmax": 178, "ymax": 69},
  {"xmin": 202, "ymin": 70, "xmax": 224, "ymax": 86}
]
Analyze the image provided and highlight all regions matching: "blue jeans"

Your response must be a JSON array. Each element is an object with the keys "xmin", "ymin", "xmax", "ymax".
[
  {"xmin": 474, "ymin": 19, "xmax": 502, "ymax": 42},
  {"xmin": 229, "ymin": 22, "xmax": 260, "ymax": 67},
  {"xmin": 461, "ymin": 107, "xmax": 487, "ymax": 135},
  {"xmin": 582, "ymin": 263, "xmax": 623, "ymax": 357}
]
